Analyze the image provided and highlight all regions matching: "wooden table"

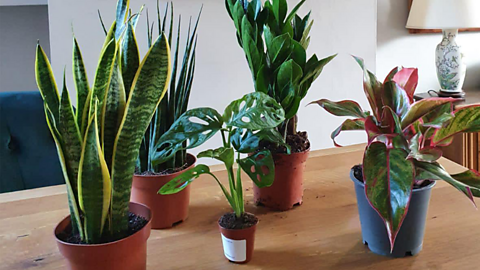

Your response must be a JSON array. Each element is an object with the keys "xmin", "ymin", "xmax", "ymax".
[{"xmin": 1, "ymin": 144, "xmax": 478, "ymax": 270}]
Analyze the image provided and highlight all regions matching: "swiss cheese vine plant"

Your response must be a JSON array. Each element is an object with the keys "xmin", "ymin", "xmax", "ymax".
[
  {"xmin": 311, "ymin": 56, "xmax": 480, "ymax": 251},
  {"xmin": 156, "ymin": 92, "xmax": 287, "ymax": 218},
  {"xmin": 36, "ymin": 0, "xmax": 171, "ymax": 243},
  {"xmin": 225, "ymin": 0, "xmax": 336, "ymax": 143}
]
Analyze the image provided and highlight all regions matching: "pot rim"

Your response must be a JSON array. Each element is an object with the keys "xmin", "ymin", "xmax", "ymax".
[
  {"xmin": 217, "ymin": 212, "xmax": 259, "ymax": 232},
  {"xmin": 54, "ymin": 202, "xmax": 152, "ymax": 247},
  {"xmin": 133, "ymin": 153, "xmax": 197, "ymax": 178},
  {"xmin": 349, "ymin": 168, "xmax": 437, "ymax": 192},
  {"xmin": 272, "ymin": 147, "xmax": 311, "ymax": 157}
]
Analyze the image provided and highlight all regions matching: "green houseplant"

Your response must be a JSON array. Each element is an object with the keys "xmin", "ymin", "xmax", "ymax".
[
  {"xmin": 156, "ymin": 92, "xmax": 287, "ymax": 263},
  {"xmin": 36, "ymin": 0, "xmax": 171, "ymax": 269},
  {"xmin": 225, "ymin": 0, "xmax": 336, "ymax": 210},
  {"xmin": 311, "ymin": 56, "xmax": 480, "ymax": 257},
  {"xmin": 131, "ymin": 2, "xmax": 202, "ymax": 230}
]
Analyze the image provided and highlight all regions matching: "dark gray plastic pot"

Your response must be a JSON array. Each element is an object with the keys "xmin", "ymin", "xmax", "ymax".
[{"xmin": 350, "ymin": 169, "xmax": 435, "ymax": 258}]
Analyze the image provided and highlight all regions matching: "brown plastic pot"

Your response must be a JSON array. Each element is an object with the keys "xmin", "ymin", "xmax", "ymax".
[
  {"xmin": 218, "ymin": 213, "xmax": 258, "ymax": 264},
  {"xmin": 131, "ymin": 154, "xmax": 196, "ymax": 229},
  {"xmin": 54, "ymin": 202, "xmax": 152, "ymax": 270},
  {"xmin": 254, "ymin": 149, "xmax": 310, "ymax": 211}
]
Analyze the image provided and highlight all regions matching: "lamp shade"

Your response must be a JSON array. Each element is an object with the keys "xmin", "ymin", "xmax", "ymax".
[{"xmin": 406, "ymin": 0, "xmax": 480, "ymax": 29}]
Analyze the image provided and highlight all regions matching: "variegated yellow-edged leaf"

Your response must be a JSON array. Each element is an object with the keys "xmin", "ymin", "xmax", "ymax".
[
  {"xmin": 59, "ymin": 74, "xmax": 83, "ymax": 202},
  {"xmin": 120, "ymin": 23, "xmax": 140, "ymax": 97},
  {"xmin": 73, "ymin": 37, "xmax": 90, "ymax": 129},
  {"xmin": 110, "ymin": 33, "xmax": 171, "ymax": 233},
  {"xmin": 102, "ymin": 52, "xmax": 126, "ymax": 170},
  {"xmin": 115, "ymin": 0, "xmax": 130, "ymax": 39},
  {"xmin": 78, "ymin": 103, "xmax": 112, "ymax": 244},
  {"xmin": 36, "ymin": 43, "xmax": 60, "ymax": 121},
  {"xmin": 44, "ymin": 104, "xmax": 84, "ymax": 240},
  {"xmin": 103, "ymin": 22, "xmax": 116, "ymax": 49}
]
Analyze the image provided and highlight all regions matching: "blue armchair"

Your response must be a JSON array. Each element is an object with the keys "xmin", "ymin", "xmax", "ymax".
[{"xmin": 0, "ymin": 91, "xmax": 64, "ymax": 193}]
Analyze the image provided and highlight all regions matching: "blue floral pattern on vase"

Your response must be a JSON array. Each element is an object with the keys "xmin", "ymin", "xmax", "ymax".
[{"xmin": 435, "ymin": 29, "xmax": 466, "ymax": 92}]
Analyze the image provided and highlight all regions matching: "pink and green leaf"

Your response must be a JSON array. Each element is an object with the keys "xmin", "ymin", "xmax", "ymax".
[
  {"xmin": 433, "ymin": 105, "xmax": 480, "ymax": 145},
  {"xmin": 363, "ymin": 142, "xmax": 415, "ymax": 252},
  {"xmin": 331, "ymin": 118, "xmax": 365, "ymax": 147},
  {"xmin": 382, "ymin": 82, "xmax": 411, "ymax": 119},
  {"xmin": 353, "ymin": 56, "xmax": 383, "ymax": 119},
  {"xmin": 400, "ymin": 98, "xmax": 457, "ymax": 130},
  {"xmin": 407, "ymin": 134, "xmax": 442, "ymax": 163},
  {"xmin": 309, "ymin": 99, "xmax": 367, "ymax": 119},
  {"xmin": 392, "ymin": 68, "xmax": 418, "ymax": 102}
]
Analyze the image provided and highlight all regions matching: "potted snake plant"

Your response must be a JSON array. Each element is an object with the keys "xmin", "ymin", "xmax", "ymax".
[
  {"xmin": 311, "ymin": 56, "xmax": 480, "ymax": 257},
  {"xmin": 155, "ymin": 92, "xmax": 287, "ymax": 263},
  {"xmin": 35, "ymin": 0, "xmax": 171, "ymax": 269},
  {"xmin": 130, "ymin": 2, "xmax": 202, "ymax": 230},
  {"xmin": 225, "ymin": 0, "xmax": 336, "ymax": 211}
]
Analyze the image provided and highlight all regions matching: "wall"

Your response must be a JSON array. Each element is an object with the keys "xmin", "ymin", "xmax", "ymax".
[
  {"xmin": 0, "ymin": 5, "xmax": 50, "ymax": 92},
  {"xmin": 47, "ymin": 0, "xmax": 377, "ymax": 161},
  {"xmin": 377, "ymin": 0, "xmax": 480, "ymax": 92}
]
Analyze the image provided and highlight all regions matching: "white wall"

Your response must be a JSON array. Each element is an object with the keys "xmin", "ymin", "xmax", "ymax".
[
  {"xmin": 0, "ymin": 5, "xmax": 50, "ymax": 92},
  {"xmin": 47, "ymin": 0, "xmax": 377, "ymax": 160},
  {"xmin": 377, "ymin": 0, "xmax": 480, "ymax": 92}
]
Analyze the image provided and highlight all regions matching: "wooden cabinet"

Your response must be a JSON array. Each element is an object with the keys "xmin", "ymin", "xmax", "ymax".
[{"xmin": 415, "ymin": 89, "xmax": 480, "ymax": 170}]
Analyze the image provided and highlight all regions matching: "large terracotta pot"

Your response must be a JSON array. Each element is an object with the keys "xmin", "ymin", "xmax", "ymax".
[
  {"xmin": 218, "ymin": 214, "xmax": 258, "ymax": 264},
  {"xmin": 131, "ymin": 154, "xmax": 196, "ymax": 229},
  {"xmin": 54, "ymin": 202, "xmax": 152, "ymax": 270},
  {"xmin": 254, "ymin": 149, "xmax": 309, "ymax": 211}
]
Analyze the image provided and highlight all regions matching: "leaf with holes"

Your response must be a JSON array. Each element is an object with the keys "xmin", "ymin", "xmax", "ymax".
[
  {"xmin": 223, "ymin": 92, "xmax": 285, "ymax": 130},
  {"xmin": 198, "ymin": 147, "xmax": 235, "ymax": 169},
  {"xmin": 238, "ymin": 150, "xmax": 275, "ymax": 188},
  {"xmin": 159, "ymin": 164, "xmax": 211, "ymax": 195},
  {"xmin": 152, "ymin": 108, "xmax": 223, "ymax": 166},
  {"xmin": 230, "ymin": 128, "xmax": 289, "ymax": 154}
]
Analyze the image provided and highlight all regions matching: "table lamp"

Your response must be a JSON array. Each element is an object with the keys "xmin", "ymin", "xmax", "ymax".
[{"xmin": 406, "ymin": 0, "xmax": 480, "ymax": 97}]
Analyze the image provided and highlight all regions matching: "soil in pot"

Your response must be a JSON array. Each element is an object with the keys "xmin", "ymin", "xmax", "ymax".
[
  {"xmin": 55, "ymin": 202, "xmax": 152, "ymax": 270},
  {"xmin": 351, "ymin": 165, "xmax": 435, "ymax": 258},
  {"xmin": 218, "ymin": 213, "xmax": 258, "ymax": 264},
  {"xmin": 254, "ymin": 132, "xmax": 310, "ymax": 211},
  {"xmin": 131, "ymin": 154, "xmax": 196, "ymax": 229}
]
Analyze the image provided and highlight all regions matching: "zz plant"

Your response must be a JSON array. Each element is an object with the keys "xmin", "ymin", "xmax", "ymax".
[
  {"xmin": 225, "ymin": 0, "xmax": 336, "ymax": 141},
  {"xmin": 157, "ymin": 92, "xmax": 287, "ymax": 218},
  {"xmin": 138, "ymin": 2, "xmax": 202, "ymax": 173},
  {"xmin": 312, "ymin": 56, "xmax": 480, "ymax": 250},
  {"xmin": 36, "ymin": 0, "xmax": 171, "ymax": 243}
]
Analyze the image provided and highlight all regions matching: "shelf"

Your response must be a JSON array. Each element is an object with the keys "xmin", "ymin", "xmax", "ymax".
[{"xmin": 0, "ymin": 0, "xmax": 47, "ymax": 6}]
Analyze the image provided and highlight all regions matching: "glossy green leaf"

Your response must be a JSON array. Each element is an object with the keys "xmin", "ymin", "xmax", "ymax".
[
  {"xmin": 230, "ymin": 127, "xmax": 289, "ymax": 154},
  {"xmin": 238, "ymin": 149, "xmax": 275, "ymax": 188},
  {"xmin": 151, "ymin": 108, "xmax": 223, "ymax": 166},
  {"xmin": 223, "ymin": 92, "xmax": 285, "ymax": 130},
  {"xmin": 309, "ymin": 99, "xmax": 366, "ymax": 119},
  {"xmin": 433, "ymin": 105, "xmax": 480, "ymax": 145},
  {"xmin": 363, "ymin": 142, "xmax": 414, "ymax": 251},
  {"xmin": 198, "ymin": 147, "xmax": 235, "ymax": 169},
  {"xmin": 272, "ymin": 0, "xmax": 287, "ymax": 24},
  {"xmin": 159, "ymin": 164, "xmax": 211, "ymax": 195}
]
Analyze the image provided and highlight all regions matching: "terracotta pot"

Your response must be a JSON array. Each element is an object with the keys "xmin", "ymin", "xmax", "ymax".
[
  {"xmin": 218, "ymin": 213, "xmax": 258, "ymax": 264},
  {"xmin": 54, "ymin": 202, "xmax": 152, "ymax": 270},
  {"xmin": 254, "ymin": 149, "xmax": 309, "ymax": 211},
  {"xmin": 131, "ymin": 154, "xmax": 196, "ymax": 229}
]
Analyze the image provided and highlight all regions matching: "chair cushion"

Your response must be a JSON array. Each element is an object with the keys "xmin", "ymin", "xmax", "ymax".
[{"xmin": 0, "ymin": 91, "xmax": 64, "ymax": 193}]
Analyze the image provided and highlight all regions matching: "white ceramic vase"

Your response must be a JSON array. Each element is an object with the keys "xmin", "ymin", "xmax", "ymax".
[{"xmin": 435, "ymin": 29, "xmax": 466, "ymax": 93}]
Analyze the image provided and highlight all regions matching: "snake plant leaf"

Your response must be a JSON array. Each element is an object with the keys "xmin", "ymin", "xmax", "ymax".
[
  {"xmin": 353, "ymin": 56, "xmax": 383, "ymax": 119},
  {"xmin": 72, "ymin": 38, "xmax": 91, "ymax": 128},
  {"xmin": 103, "ymin": 22, "xmax": 116, "ymax": 49},
  {"xmin": 59, "ymin": 77, "xmax": 82, "ymax": 199},
  {"xmin": 131, "ymin": 5, "xmax": 145, "ymax": 30},
  {"xmin": 198, "ymin": 147, "xmax": 235, "ymax": 169},
  {"xmin": 44, "ymin": 105, "xmax": 84, "ymax": 240},
  {"xmin": 115, "ymin": 0, "xmax": 130, "ymax": 39},
  {"xmin": 400, "ymin": 98, "xmax": 457, "ymax": 130},
  {"xmin": 78, "ymin": 106, "xmax": 112, "ymax": 244},
  {"xmin": 230, "ymin": 128, "xmax": 289, "ymax": 154},
  {"xmin": 407, "ymin": 134, "xmax": 442, "ymax": 163},
  {"xmin": 223, "ymin": 92, "xmax": 285, "ymax": 130},
  {"xmin": 330, "ymin": 118, "xmax": 365, "ymax": 147},
  {"xmin": 432, "ymin": 105, "xmax": 480, "ymax": 145},
  {"xmin": 415, "ymin": 161, "xmax": 478, "ymax": 204},
  {"xmin": 363, "ymin": 142, "xmax": 415, "ymax": 252},
  {"xmin": 36, "ymin": 43, "xmax": 60, "ymax": 121},
  {"xmin": 121, "ymin": 23, "xmax": 140, "ymax": 98},
  {"xmin": 152, "ymin": 108, "xmax": 224, "ymax": 166},
  {"xmin": 102, "ymin": 53, "xmax": 126, "ymax": 170},
  {"xmin": 89, "ymin": 38, "xmax": 118, "ymax": 130},
  {"xmin": 238, "ymin": 149, "xmax": 275, "ymax": 188},
  {"xmin": 159, "ymin": 164, "xmax": 211, "ymax": 195},
  {"xmin": 392, "ymin": 68, "xmax": 418, "ymax": 102},
  {"xmin": 111, "ymin": 33, "xmax": 171, "ymax": 233},
  {"xmin": 309, "ymin": 99, "xmax": 367, "ymax": 119},
  {"xmin": 382, "ymin": 81, "xmax": 411, "ymax": 119}
]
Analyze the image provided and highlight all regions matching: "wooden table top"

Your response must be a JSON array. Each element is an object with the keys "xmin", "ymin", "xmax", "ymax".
[
  {"xmin": 1, "ymin": 144, "xmax": 478, "ymax": 270},
  {"xmin": 414, "ymin": 88, "xmax": 480, "ymax": 108}
]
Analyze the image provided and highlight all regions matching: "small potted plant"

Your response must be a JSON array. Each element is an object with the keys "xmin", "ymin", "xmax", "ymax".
[
  {"xmin": 311, "ymin": 56, "xmax": 480, "ymax": 257},
  {"xmin": 225, "ymin": 0, "xmax": 336, "ymax": 210},
  {"xmin": 155, "ymin": 92, "xmax": 287, "ymax": 263},
  {"xmin": 131, "ymin": 3, "xmax": 202, "ymax": 230},
  {"xmin": 35, "ymin": 0, "xmax": 171, "ymax": 268}
]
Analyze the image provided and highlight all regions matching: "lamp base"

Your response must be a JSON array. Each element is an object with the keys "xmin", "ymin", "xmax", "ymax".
[
  {"xmin": 438, "ymin": 90, "xmax": 466, "ymax": 99},
  {"xmin": 435, "ymin": 29, "xmax": 466, "ymax": 93}
]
